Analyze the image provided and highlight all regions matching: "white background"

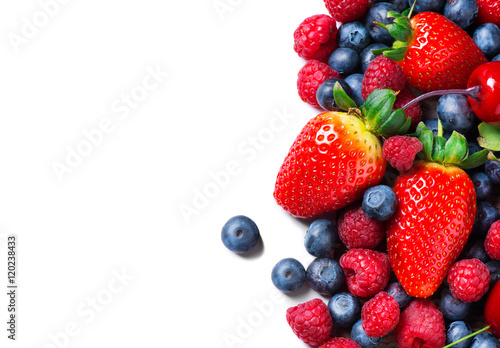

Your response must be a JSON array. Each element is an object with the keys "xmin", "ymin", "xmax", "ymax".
[{"xmin": 0, "ymin": 0, "xmax": 338, "ymax": 347}]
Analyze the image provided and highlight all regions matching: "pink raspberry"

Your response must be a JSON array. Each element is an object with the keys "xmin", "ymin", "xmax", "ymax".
[
  {"xmin": 297, "ymin": 60, "xmax": 341, "ymax": 107},
  {"xmin": 361, "ymin": 55, "xmax": 407, "ymax": 100},
  {"xmin": 339, "ymin": 249, "xmax": 391, "ymax": 297},
  {"xmin": 485, "ymin": 219, "xmax": 500, "ymax": 260},
  {"xmin": 338, "ymin": 203, "xmax": 385, "ymax": 249},
  {"xmin": 319, "ymin": 337, "xmax": 361, "ymax": 348},
  {"xmin": 394, "ymin": 299, "xmax": 445, "ymax": 348},
  {"xmin": 393, "ymin": 85, "xmax": 422, "ymax": 130},
  {"xmin": 286, "ymin": 298, "xmax": 333, "ymax": 347},
  {"xmin": 361, "ymin": 291, "xmax": 400, "ymax": 338},
  {"xmin": 294, "ymin": 14, "xmax": 338, "ymax": 62},
  {"xmin": 324, "ymin": 0, "xmax": 369, "ymax": 22},
  {"xmin": 447, "ymin": 259, "xmax": 490, "ymax": 302},
  {"xmin": 382, "ymin": 136, "xmax": 423, "ymax": 172}
]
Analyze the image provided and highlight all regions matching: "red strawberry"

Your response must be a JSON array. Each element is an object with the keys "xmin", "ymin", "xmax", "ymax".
[{"xmin": 477, "ymin": 0, "xmax": 500, "ymax": 26}]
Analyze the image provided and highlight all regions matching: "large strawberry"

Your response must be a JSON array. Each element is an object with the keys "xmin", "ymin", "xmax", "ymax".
[
  {"xmin": 375, "ymin": 10, "xmax": 487, "ymax": 92},
  {"xmin": 386, "ymin": 123, "xmax": 489, "ymax": 298},
  {"xmin": 274, "ymin": 86, "xmax": 411, "ymax": 218}
]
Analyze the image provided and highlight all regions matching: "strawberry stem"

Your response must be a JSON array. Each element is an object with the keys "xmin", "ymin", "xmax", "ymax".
[
  {"xmin": 442, "ymin": 325, "xmax": 490, "ymax": 348},
  {"xmin": 407, "ymin": 0, "xmax": 417, "ymax": 19},
  {"xmin": 401, "ymin": 86, "xmax": 480, "ymax": 111}
]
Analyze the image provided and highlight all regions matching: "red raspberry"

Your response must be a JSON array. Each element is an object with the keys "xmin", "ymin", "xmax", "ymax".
[
  {"xmin": 486, "ymin": 220, "xmax": 500, "ymax": 260},
  {"xmin": 393, "ymin": 299, "xmax": 445, "ymax": 348},
  {"xmin": 361, "ymin": 55, "xmax": 407, "ymax": 100},
  {"xmin": 298, "ymin": 60, "xmax": 341, "ymax": 106},
  {"xmin": 393, "ymin": 85, "xmax": 422, "ymax": 130},
  {"xmin": 338, "ymin": 203, "xmax": 384, "ymax": 249},
  {"xmin": 361, "ymin": 291, "xmax": 400, "ymax": 338},
  {"xmin": 319, "ymin": 337, "xmax": 361, "ymax": 348},
  {"xmin": 286, "ymin": 298, "xmax": 333, "ymax": 347},
  {"xmin": 447, "ymin": 259, "xmax": 491, "ymax": 302},
  {"xmin": 324, "ymin": 0, "xmax": 369, "ymax": 23},
  {"xmin": 339, "ymin": 249, "xmax": 391, "ymax": 297},
  {"xmin": 294, "ymin": 14, "xmax": 338, "ymax": 62},
  {"xmin": 382, "ymin": 136, "xmax": 423, "ymax": 172}
]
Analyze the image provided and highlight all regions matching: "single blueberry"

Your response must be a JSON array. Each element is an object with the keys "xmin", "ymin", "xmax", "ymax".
[
  {"xmin": 362, "ymin": 185, "xmax": 397, "ymax": 221},
  {"xmin": 271, "ymin": 258, "xmax": 306, "ymax": 293},
  {"xmin": 408, "ymin": 0, "xmax": 446, "ymax": 13},
  {"xmin": 305, "ymin": 219, "xmax": 338, "ymax": 257},
  {"xmin": 375, "ymin": 0, "xmax": 408, "ymax": 12},
  {"xmin": 472, "ymin": 201, "xmax": 500, "ymax": 236},
  {"xmin": 365, "ymin": 2, "xmax": 398, "ymax": 45},
  {"xmin": 360, "ymin": 43, "xmax": 388, "ymax": 73},
  {"xmin": 385, "ymin": 281, "xmax": 412, "ymax": 308},
  {"xmin": 328, "ymin": 48, "xmax": 361, "ymax": 77},
  {"xmin": 328, "ymin": 292, "xmax": 362, "ymax": 327},
  {"xmin": 468, "ymin": 140, "xmax": 483, "ymax": 156},
  {"xmin": 470, "ymin": 332, "xmax": 500, "ymax": 348},
  {"xmin": 470, "ymin": 172, "xmax": 494, "ymax": 201},
  {"xmin": 306, "ymin": 257, "xmax": 345, "ymax": 296},
  {"xmin": 440, "ymin": 288, "xmax": 473, "ymax": 321},
  {"xmin": 316, "ymin": 78, "xmax": 354, "ymax": 111},
  {"xmin": 493, "ymin": 54, "xmax": 500, "ymax": 62},
  {"xmin": 351, "ymin": 319, "xmax": 382, "ymax": 348},
  {"xmin": 337, "ymin": 21, "xmax": 372, "ymax": 53},
  {"xmin": 473, "ymin": 23, "xmax": 500, "ymax": 58},
  {"xmin": 344, "ymin": 73, "xmax": 365, "ymax": 107},
  {"xmin": 423, "ymin": 118, "xmax": 452, "ymax": 139},
  {"xmin": 460, "ymin": 238, "xmax": 490, "ymax": 263},
  {"xmin": 221, "ymin": 215, "xmax": 260, "ymax": 253},
  {"xmin": 487, "ymin": 260, "xmax": 500, "ymax": 286},
  {"xmin": 485, "ymin": 160, "xmax": 500, "ymax": 185},
  {"xmin": 446, "ymin": 321, "xmax": 473, "ymax": 348},
  {"xmin": 443, "ymin": 0, "xmax": 478, "ymax": 29},
  {"xmin": 437, "ymin": 94, "xmax": 476, "ymax": 134}
]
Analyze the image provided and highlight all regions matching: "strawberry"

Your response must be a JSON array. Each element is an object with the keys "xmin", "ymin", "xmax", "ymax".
[
  {"xmin": 274, "ymin": 86, "xmax": 411, "ymax": 218},
  {"xmin": 376, "ymin": 10, "xmax": 487, "ymax": 92},
  {"xmin": 386, "ymin": 123, "xmax": 490, "ymax": 298}
]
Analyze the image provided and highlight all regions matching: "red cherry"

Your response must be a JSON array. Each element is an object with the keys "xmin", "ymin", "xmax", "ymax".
[
  {"xmin": 467, "ymin": 61, "xmax": 500, "ymax": 125},
  {"xmin": 485, "ymin": 280, "xmax": 500, "ymax": 338}
]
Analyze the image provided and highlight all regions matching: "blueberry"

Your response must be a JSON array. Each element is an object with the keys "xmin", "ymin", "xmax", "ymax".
[
  {"xmin": 328, "ymin": 292, "xmax": 362, "ymax": 327},
  {"xmin": 382, "ymin": 0, "xmax": 409, "ymax": 12},
  {"xmin": 221, "ymin": 215, "xmax": 260, "ymax": 253},
  {"xmin": 468, "ymin": 140, "xmax": 483, "ymax": 156},
  {"xmin": 440, "ymin": 288, "xmax": 473, "ymax": 320},
  {"xmin": 460, "ymin": 238, "xmax": 490, "ymax": 263},
  {"xmin": 385, "ymin": 281, "xmax": 412, "ymax": 309},
  {"xmin": 344, "ymin": 73, "xmax": 365, "ymax": 106},
  {"xmin": 316, "ymin": 78, "xmax": 354, "ymax": 111},
  {"xmin": 328, "ymin": 48, "xmax": 361, "ymax": 77},
  {"xmin": 424, "ymin": 118, "xmax": 452, "ymax": 139},
  {"xmin": 473, "ymin": 23, "xmax": 500, "ymax": 58},
  {"xmin": 470, "ymin": 332, "xmax": 500, "ymax": 348},
  {"xmin": 407, "ymin": 0, "xmax": 446, "ymax": 13},
  {"xmin": 493, "ymin": 54, "xmax": 500, "ymax": 62},
  {"xmin": 470, "ymin": 172, "xmax": 494, "ymax": 201},
  {"xmin": 486, "ymin": 260, "xmax": 500, "ymax": 286},
  {"xmin": 305, "ymin": 219, "xmax": 338, "ymax": 257},
  {"xmin": 365, "ymin": 2, "xmax": 398, "ymax": 45},
  {"xmin": 485, "ymin": 160, "xmax": 500, "ymax": 185},
  {"xmin": 362, "ymin": 185, "xmax": 397, "ymax": 221},
  {"xmin": 446, "ymin": 321, "xmax": 473, "ymax": 348},
  {"xmin": 472, "ymin": 201, "xmax": 500, "ymax": 236},
  {"xmin": 306, "ymin": 257, "xmax": 345, "ymax": 296},
  {"xmin": 337, "ymin": 21, "xmax": 372, "ymax": 54},
  {"xmin": 443, "ymin": 0, "xmax": 478, "ymax": 29},
  {"xmin": 437, "ymin": 94, "xmax": 476, "ymax": 134},
  {"xmin": 271, "ymin": 258, "xmax": 306, "ymax": 293},
  {"xmin": 360, "ymin": 43, "xmax": 388, "ymax": 73},
  {"xmin": 351, "ymin": 319, "xmax": 382, "ymax": 348}
]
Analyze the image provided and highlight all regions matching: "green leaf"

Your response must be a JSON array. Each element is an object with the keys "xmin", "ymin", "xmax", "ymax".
[
  {"xmin": 333, "ymin": 82, "xmax": 357, "ymax": 111},
  {"xmin": 460, "ymin": 149, "xmax": 489, "ymax": 169},
  {"xmin": 444, "ymin": 132, "xmax": 468, "ymax": 165},
  {"xmin": 477, "ymin": 122, "xmax": 500, "ymax": 151},
  {"xmin": 371, "ymin": 47, "xmax": 391, "ymax": 56},
  {"xmin": 377, "ymin": 109, "xmax": 411, "ymax": 137},
  {"xmin": 361, "ymin": 89, "xmax": 396, "ymax": 130},
  {"xmin": 414, "ymin": 121, "xmax": 428, "ymax": 138},
  {"xmin": 387, "ymin": 25, "xmax": 412, "ymax": 42},
  {"xmin": 383, "ymin": 45, "xmax": 408, "ymax": 61},
  {"xmin": 418, "ymin": 130, "xmax": 434, "ymax": 161},
  {"xmin": 394, "ymin": 16, "xmax": 412, "ymax": 30},
  {"xmin": 432, "ymin": 136, "xmax": 446, "ymax": 163}
]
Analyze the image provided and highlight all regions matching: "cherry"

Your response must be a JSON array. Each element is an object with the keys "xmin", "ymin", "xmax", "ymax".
[{"xmin": 485, "ymin": 280, "xmax": 500, "ymax": 338}]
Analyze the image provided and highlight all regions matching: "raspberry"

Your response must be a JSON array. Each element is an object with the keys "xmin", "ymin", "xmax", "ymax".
[
  {"xmin": 393, "ymin": 299, "xmax": 446, "ymax": 348},
  {"xmin": 338, "ymin": 203, "xmax": 384, "ymax": 249},
  {"xmin": 393, "ymin": 85, "xmax": 422, "ymax": 130},
  {"xmin": 361, "ymin": 55, "xmax": 407, "ymax": 100},
  {"xmin": 294, "ymin": 14, "xmax": 338, "ymax": 62},
  {"xmin": 324, "ymin": 0, "xmax": 369, "ymax": 23},
  {"xmin": 298, "ymin": 60, "xmax": 341, "ymax": 107},
  {"xmin": 339, "ymin": 249, "xmax": 391, "ymax": 297},
  {"xmin": 319, "ymin": 337, "xmax": 361, "ymax": 348},
  {"xmin": 361, "ymin": 291, "xmax": 400, "ymax": 338},
  {"xmin": 286, "ymin": 298, "xmax": 333, "ymax": 347},
  {"xmin": 486, "ymin": 220, "xmax": 500, "ymax": 260},
  {"xmin": 447, "ymin": 259, "xmax": 491, "ymax": 302},
  {"xmin": 382, "ymin": 136, "xmax": 423, "ymax": 172}
]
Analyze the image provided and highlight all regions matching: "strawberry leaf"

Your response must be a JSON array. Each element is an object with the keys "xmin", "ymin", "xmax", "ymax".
[
  {"xmin": 477, "ymin": 122, "xmax": 500, "ymax": 151},
  {"xmin": 333, "ymin": 82, "xmax": 357, "ymax": 111},
  {"xmin": 444, "ymin": 132, "xmax": 468, "ymax": 165},
  {"xmin": 459, "ymin": 149, "xmax": 489, "ymax": 169},
  {"xmin": 377, "ymin": 109, "xmax": 411, "ymax": 137},
  {"xmin": 418, "ymin": 130, "xmax": 434, "ymax": 161},
  {"xmin": 432, "ymin": 136, "xmax": 446, "ymax": 163}
]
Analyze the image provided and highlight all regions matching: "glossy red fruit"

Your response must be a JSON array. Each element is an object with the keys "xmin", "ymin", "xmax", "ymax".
[
  {"xmin": 467, "ymin": 61, "xmax": 500, "ymax": 125},
  {"xmin": 485, "ymin": 280, "xmax": 500, "ymax": 338}
]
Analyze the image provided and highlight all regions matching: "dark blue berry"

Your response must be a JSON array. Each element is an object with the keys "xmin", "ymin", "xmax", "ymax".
[
  {"xmin": 470, "ymin": 332, "xmax": 500, "ymax": 348},
  {"xmin": 305, "ymin": 219, "xmax": 338, "ymax": 257},
  {"xmin": 328, "ymin": 292, "xmax": 362, "ymax": 327},
  {"xmin": 485, "ymin": 160, "xmax": 500, "ymax": 185},
  {"xmin": 360, "ymin": 43, "xmax": 388, "ymax": 73},
  {"xmin": 443, "ymin": 0, "xmax": 478, "ymax": 29},
  {"xmin": 337, "ymin": 21, "xmax": 372, "ymax": 54},
  {"xmin": 440, "ymin": 288, "xmax": 473, "ymax": 321},
  {"xmin": 493, "ymin": 54, "xmax": 500, "ymax": 62},
  {"xmin": 446, "ymin": 321, "xmax": 473, "ymax": 348},
  {"xmin": 437, "ymin": 94, "xmax": 476, "ymax": 134},
  {"xmin": 271, "ymin": 258, "xmax": 306, "ymax": 293},
  {"xmin": 306, "ymin": 257, "xmax": 345, "ymax": 296},
  {"xmin": 379, "ymin": 0, "xmax": 408, "ymax": 12},
  {"xmin": 424, "ymin": 118, "xmax": 452, "ymax": 139},
  {"xmin": 316, "ymin": 78, "xmax": 354, "ymax": 111},
  {"xmin": 221, "ymin": 215, "xmax": 260, "ymax": 253},
  {"xmin": 486, "ymin": 260, "xmax": 500, "ymax": 286},
  {"xmin": 365, "ymin": 2, "xmax": 398, "ymax": 45},
  {"xmin": 351, "ymin": 319, "xmax": 382, "ymax": 348},
  {"xmin": 468, "ymin": 140, "xmax": 483, "ymax": 156},
  {"xmin": 344, "ymin": 73, "xmax": 365, "ymax": 107},
  {"xmin": 328, "ymin": 48, "xmax": 361, "ymax": 77},
  {"xmin": 472, "ymin": 201, "xmax": 500, "ymax": 236},
  {"xmin": 460, "ymin": 238, "xmax": 490, "ymax": 263},
  {"xmin": 362, "ymin": 185, "xmax": 397, "ymax": 221},
  {"xmin": 385, "ymin": 281, "xmax": 412, "ymax": 309},
  {"xmin": 473, "ymin": 23, "xmax": 500, "ymax": 59},
  {"xmin": 470, "ymin": 172, "xmax": 494, "ymax": 201},
  {"xmin": 407, "ymin": 0, "xmax": 446, "ymax": 13}
]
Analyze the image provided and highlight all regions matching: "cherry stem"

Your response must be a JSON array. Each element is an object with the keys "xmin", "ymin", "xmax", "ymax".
[
  {"xmin": 401, "ymin": 85, "xmax": 480, "ymax": 111},
  {"xmin": 442, "ymin": 325, "xmax": 490, "ymax": 348}
]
